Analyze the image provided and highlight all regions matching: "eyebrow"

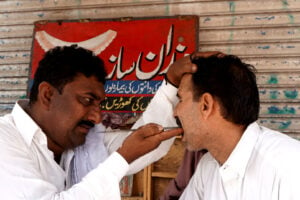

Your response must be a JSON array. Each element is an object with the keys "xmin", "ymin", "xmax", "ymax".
[{"xmin": 85, "ymin": 92, "xmax": 102, "ymax": 101}]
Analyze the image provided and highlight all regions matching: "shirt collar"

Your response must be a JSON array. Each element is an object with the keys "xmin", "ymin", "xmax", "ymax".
[
  {"xmin": 221, "ymin": 122, "xmax": 261, "ymax": 179},
  {"xmin": 11, "ymin": 99, "xmax": 47, "ymax": 147}
]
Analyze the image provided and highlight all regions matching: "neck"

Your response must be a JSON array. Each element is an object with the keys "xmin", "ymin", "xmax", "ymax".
[
  {"xmin": 47, "ymin": 137, "xmax": 64, "ymax": 163},
  {"xmin": 209, "ymin": 122, "xmax": 245, "ymax": 165},
  {"xmin": 24, "ymin": 102, "xmax": 64, "ymax": 160}
]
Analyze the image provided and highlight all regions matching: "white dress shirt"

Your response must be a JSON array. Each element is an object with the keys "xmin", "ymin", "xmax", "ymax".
[
  {"xmin": 0, "ymin": 80, "xmax": 178, "ymax": 200},
  {"xmin": 180, "ymin": 122, "xmax": 300, "ymax": 200}
]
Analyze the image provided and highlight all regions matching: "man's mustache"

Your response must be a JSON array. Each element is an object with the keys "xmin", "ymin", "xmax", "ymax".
[
  {"xmin": 175, "ymin": 117, "xmax": 182, "ymax": 128},
  {"xmin": 78, "ymin": 120, "xmax": 95, "ymax": 128}
]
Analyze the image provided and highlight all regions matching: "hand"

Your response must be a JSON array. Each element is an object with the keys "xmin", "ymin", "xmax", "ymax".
[
  {"xmin": 166, "ymin": 51, "xmax": 224, "ymax": 87},
  {"xmin": 117, "ymin": 123, "xmax": 183, "ymax": 163}
]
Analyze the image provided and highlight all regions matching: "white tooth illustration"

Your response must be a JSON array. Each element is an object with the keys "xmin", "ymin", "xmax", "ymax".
[{"xmin": 35, "ymin": 29, "xmax": 117, "ymax": 55}]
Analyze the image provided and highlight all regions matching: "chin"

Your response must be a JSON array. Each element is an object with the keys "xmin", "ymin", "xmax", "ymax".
[
  {"xmin": 185, "ymin": 145, "xmax": 195, "ymax": 151},
  {"xmin": 186, "ymin": 144, "xmax": 202, "ymax": 152},
  {"xmin": 72, "ymin": 137, "xmax": 86, "ymax": 148}
]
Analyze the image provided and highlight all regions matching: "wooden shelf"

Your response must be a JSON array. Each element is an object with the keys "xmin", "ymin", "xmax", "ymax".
[
  {"xmin": 145, "ymin": 138, "xmax": 185, "ymax": 199},
  {"xmin": 120, "ymin": 137, "xmax": 184, "ymax": 200},
  {"xmin": 151, "ymin": 171, "xmax": 177, "ymax": 179},
  {"xmin": 121, "ymin": 197, "xmax": 143, "ymax": 200}
]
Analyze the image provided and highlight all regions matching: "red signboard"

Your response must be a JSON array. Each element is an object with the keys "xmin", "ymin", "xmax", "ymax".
[{"xmin": 29, "ymin": 16, "xmax": 198, "ymax": 127}]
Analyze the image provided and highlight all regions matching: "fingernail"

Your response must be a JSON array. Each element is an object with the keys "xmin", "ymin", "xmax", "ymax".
[
  {"xmin": 158, "ymin": 125, "xmax": 164, "ymax": 132},
  {"xmin": 192, "ymin": 65, "xmax": 197, "ymax": 72},
  {"xmin": 217, "ymin": 53, "xmax": 225, "ymax": 58}
]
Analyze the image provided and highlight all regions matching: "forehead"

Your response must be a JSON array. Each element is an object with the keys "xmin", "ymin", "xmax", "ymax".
[
  {"xmin": 64, "ymin": 74, "xmax": 106, "ymax": 99},
  {"xmin": 178, "ymin": 74, "xmax": 193, "ymax": 95}
]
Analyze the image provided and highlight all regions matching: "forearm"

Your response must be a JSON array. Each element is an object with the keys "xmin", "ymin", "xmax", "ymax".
[
  {"xmin": 126, "ymin": 80, "xmax": 179, "ymax": 174},
  {"xmin": 132, "ymin": 79, "xmax": 178, "ymax": 129},
  {"xmin": 0, "ymin": 150, "xmax": 128, "ymax": 200}
]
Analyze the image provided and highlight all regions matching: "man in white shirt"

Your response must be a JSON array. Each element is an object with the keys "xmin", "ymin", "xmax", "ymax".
[
  {"xmin": 0, "ymin": 45, "xmax": 216, "ymax": 199},
  {"xmin": 175, "ymin": 54, "xmax": 300, "ymax": 200}
]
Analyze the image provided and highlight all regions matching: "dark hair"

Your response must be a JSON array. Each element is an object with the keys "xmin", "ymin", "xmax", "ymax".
[
  {"xmin": 30, "ymin": 45, "xmax": 107, "ymax": 103},
  {"xmin": 191, "ymin": 55, "xmax": 259, "ymax": 126}
]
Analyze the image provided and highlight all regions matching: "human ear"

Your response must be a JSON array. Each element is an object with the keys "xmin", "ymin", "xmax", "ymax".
[
  {"xmin": 200, "ymin": 93, "xmax": 214, "ymax": 119},
  {"xmin": 38, "ymin": 82, "xmax": 54, "ymax": 110}
]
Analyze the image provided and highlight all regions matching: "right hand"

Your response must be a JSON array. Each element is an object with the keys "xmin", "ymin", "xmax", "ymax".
[{"xmin": 117, "ymin": 123, "xmax": 182, "ymax": 163}]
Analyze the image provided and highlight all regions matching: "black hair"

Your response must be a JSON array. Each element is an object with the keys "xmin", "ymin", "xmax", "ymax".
[
  {"xmin": 191, "ymin": 55, "xmax": 259, "ymax": 126},
  {"xmin": 29, "ymin": 45, "xmax": 107, "ymax": 103}
]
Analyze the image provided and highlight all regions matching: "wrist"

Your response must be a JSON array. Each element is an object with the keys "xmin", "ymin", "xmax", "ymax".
[
  {"xmin": 117, "ymin": 147, "xmax": 134, "ymax": 164},
  {"xmin": 164, "ymin": 73, "xmax": 178, "ymax": 88}
]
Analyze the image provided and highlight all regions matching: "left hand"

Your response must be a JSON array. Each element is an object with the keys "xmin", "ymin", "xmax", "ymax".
[{"xmin": 166, "ymin": 51, "xmax": 224, "ymax": 87}]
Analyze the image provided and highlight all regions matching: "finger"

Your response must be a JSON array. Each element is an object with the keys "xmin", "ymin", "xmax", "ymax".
[
  {"xmin": 180, "ymin": 56, "xmax": 197, "ymax": 72},
  {"xmin": 190, "ymin": 63, "xmax": 197, "ymax": 73},
  {"xmin": 156, "ymin": 128, "xmax": 183, "ymax": 140},
  {"xmin": 216, "ymin": 52, "xmax": 226, "ymax": 58},
  {"xmin": 193, "ymin": 51, "xmax": 224, "ymax": 58},
  {"xmin": 180, "ymin": 63, "xmax": 197, "ymax": 74},
  {"xmin": 139, "ymin": 123, "xmax": 163, "ymax": 137}
]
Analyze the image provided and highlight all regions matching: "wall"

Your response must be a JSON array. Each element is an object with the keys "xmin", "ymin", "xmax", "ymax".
[{"xmin": 1, "ymin": 0, "xmax": 300, "ymax": 137}]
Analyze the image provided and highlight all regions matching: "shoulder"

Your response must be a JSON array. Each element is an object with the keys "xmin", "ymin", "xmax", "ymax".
[
  {"xmin": 0, "ymin": 115, "xmax": 18, "ymax": 137},
  {"xmin": 254, "ymin": 127, "xmax": 300, "ymax": 171},
  {"xmin": 0, "ymin": 114, "xmax": 24, "ymax": 149},
  {"xmin": 257, "ymin": 127, "xmax": 300, "ymax": 155}
]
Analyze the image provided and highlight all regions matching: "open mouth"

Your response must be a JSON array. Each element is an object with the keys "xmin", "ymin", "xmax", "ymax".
[
  {"xmin": 180, "ymin": 132, "xmax": 184, "ymax": 137},
  {"xmin": 175, "ymin": 116, "xmax": 184, "ymax": 137},
  {"xmin": 175, "ymin": 116, "xmax": 183, "ymax": 128}
]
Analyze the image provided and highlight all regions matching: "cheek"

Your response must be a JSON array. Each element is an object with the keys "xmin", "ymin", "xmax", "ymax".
[
  {"xmin": 184, "ymin": 102, "xmax": 199, "ymax": 122},
  {"xmin": 176, "ymin": 101, "xmax": 189, "ymax": 117},
  {"xmin": 183, "ymin": 105, "xmax": 203, "ymax": 149},
  {"xmin": 53, "ymin": 98, "xmax": 86, "ymax": 120},
  {"xmin": 49, "ymin": 106, "xmax": 86, "ymax": 139}
]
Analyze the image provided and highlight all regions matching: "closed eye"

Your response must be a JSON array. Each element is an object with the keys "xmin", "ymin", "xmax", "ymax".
[{"xmin": 78, "ymin": 96, "xmax": 94, "ymax": 107}]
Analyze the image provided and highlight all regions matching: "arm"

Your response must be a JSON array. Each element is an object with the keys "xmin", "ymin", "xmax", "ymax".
[
  {"xmin": 0, "ymin": 123, "xmax": 178, "ymax": 200},
  {"xmin": 105, "ymin": 54, "xmax": 198, "ymax": 174},
  {"xmin": 124, "ymin": 80, "xmax": 179, "ymax": 174},
  {"xmin": 105, "ymin": 52, "xmax": 224, "ymax": 175},
  {"xmin": 0, "ymin": 120, "xmax": 127, "ymax": 200},
  {"xmin": 103, "ymin": 79, "xmax": 179, "ymax": 155}
]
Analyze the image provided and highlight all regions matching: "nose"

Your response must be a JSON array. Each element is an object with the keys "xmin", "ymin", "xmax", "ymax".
[{"xmin": 87, "ymin": 107, "xmax": 102, "ymax": 124}]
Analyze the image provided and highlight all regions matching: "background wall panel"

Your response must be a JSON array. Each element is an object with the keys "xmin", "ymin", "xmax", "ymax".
[
  {"xmin": 1, "ymin": 0, "xmax": 300, "ymax": 199},
  {"xmin": 1, "ymin": 0, "xmax": 300, "ymax": 136}
]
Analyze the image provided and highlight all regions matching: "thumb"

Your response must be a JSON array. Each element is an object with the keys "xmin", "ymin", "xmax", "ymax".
[{"xmin": 155, "ymin": 128, "xmax": 183, "ymax": 140}]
